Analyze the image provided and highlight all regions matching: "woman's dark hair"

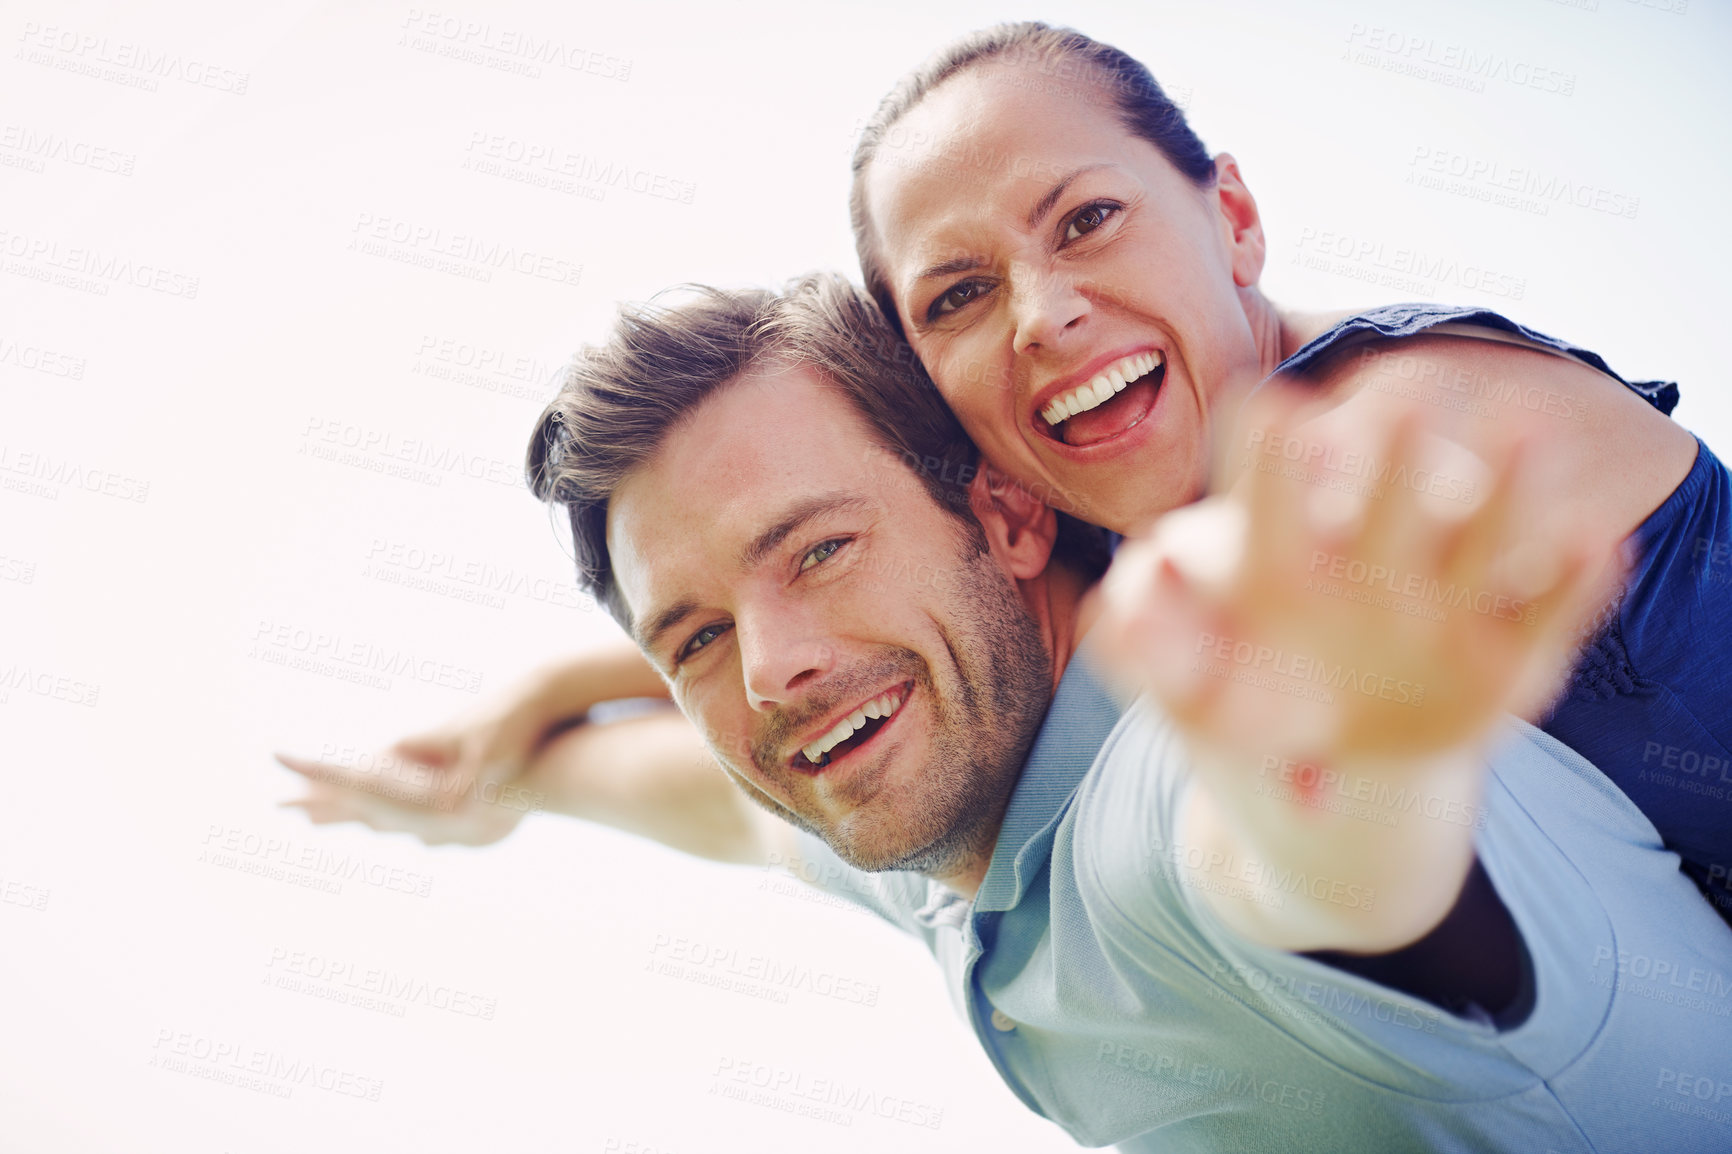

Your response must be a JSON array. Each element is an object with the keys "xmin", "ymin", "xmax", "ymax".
[{"xmin": 850, "ymin": 21, "xmax": 1214, "ymax": 333}]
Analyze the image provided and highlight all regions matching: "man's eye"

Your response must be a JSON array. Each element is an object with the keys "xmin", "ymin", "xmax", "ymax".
[
  {"xmin": 1063, "ymin": 202, "xmax": 1119, "ymax": 242},
  {"xmin": 928, "ymin": 280, "xmax": 989, "ymax": 321},
  {"xmin": 799, "ymin": 538, "xmax": 846, "ymax": 572},
  {"xmin": 678, "ymin": 623, "xmax": 730, "ymax": 661}
]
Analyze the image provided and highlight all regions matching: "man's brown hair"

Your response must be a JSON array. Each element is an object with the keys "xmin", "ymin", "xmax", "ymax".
[{"xmin": 525, "ymin": 272, "xmax": 1106, "ymax": 630}]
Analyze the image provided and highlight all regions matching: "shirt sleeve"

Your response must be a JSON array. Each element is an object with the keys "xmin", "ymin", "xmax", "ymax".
[{"xmin": 784, "ymin": 828, "xmax": 935, "ymax": 939}]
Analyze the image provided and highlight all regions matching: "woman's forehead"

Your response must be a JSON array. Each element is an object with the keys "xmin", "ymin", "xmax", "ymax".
[{"xmin": 863, "ymin": 64, "xmax": 1162, "ymax": 277}]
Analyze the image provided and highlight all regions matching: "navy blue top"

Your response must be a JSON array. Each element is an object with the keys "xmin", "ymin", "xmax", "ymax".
[{"xmin": 1273, "ymin": 304, "xmax": 1732, "ymax": 913}]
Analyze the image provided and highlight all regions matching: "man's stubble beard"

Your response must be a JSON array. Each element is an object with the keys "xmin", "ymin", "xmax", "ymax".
[{"xmin": 745, "ymin": 529, "xmax": 1055, "ymax": 878}]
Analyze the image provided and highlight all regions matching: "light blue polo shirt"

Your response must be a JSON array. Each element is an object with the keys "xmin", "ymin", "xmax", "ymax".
[{"xmin": 791, "ymin": 643, "xmax": 1732, "ymax": 1152}]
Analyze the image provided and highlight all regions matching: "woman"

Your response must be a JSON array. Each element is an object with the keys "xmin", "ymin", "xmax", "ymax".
[
  {"xmin": 844, "ymin": 22, "xmax": 1729, "ymax": 903},
  {"xmin": 284, "ymin": 23, "xmax": 1730, "ymax": 914}
]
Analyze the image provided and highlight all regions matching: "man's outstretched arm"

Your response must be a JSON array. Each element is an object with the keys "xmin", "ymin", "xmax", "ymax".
[{"xmin": 281, "ymin": 695, "xmax": 796, "ymax": 868}]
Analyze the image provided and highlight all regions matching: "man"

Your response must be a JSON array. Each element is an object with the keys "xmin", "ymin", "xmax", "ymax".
[{"xmin": 288, "ymin": 273, "xmax": 1732, "ymax": 1151}]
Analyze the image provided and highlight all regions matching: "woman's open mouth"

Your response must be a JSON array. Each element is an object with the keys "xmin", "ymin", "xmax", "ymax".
[
  {"xmin": 1037, "ymin": 351, "xmax": 1165, "ymax": 448},
  {"xmin": 794, "ymin": 682, "xmax": 912, "ymax": 771}
]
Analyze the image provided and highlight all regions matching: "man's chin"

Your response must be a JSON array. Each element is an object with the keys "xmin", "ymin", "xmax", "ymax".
[{"xmin": 822, "ymin": 810, "xmax": 983, "ymax": 877}]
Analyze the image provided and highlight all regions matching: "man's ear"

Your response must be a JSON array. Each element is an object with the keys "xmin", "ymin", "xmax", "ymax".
[
  {"xmin": 967, "ymin": 463, "xmax": 1060, "ymax": 580},
  {"xmin": 1212, "ymin": 153, "xmax": 1266, "ymax": 289}
]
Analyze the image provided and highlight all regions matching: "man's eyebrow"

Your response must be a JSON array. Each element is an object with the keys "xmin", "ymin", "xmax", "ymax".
[
  {"xmin": 739, "ymin": 494, "xmax": 873, "ymax": 571},
  {"xmin": 1026, "ymin": 163, "xmax": 1111, "ymax": 230},
  {"xmin": 637, "ymin": 597, "xmax": 700, "ymax": 657},
  {"xmin": 635, "ymin": 493, "xmax": 873, "ymax": 656}
]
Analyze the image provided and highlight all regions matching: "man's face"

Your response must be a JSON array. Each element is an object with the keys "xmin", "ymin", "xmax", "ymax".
[{"xmin": 607, "ymin": 363, "xmax": 1053, "ymax": 875}]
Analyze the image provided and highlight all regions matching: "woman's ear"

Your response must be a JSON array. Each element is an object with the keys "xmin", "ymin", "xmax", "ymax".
[
  {"xmin": 1212, "ymin": 153, "xmax": 1267, "ymax": 289},
  {"xmin": 967, "ymin": 463, "xmax": 1061, "ymax": 580}
]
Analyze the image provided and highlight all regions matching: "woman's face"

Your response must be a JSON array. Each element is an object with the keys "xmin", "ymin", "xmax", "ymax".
[{"xmin": 862, "ymin": 60, "xmax": 1271, "ymax": 534}]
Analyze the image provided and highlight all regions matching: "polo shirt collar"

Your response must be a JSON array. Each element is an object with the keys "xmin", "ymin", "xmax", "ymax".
[{"xmin": 972, "ymin": 633, "xmax": 1125, "ymax": 914}]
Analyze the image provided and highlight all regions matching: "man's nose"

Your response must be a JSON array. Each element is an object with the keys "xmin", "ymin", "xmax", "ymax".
[
  {"xmin": 1011, "ymin": 264, "xmax": 1091, "ymax": 354},
  {"xmin": 738, "ymin": 609, "xmax": 838, "ymax": 712}
]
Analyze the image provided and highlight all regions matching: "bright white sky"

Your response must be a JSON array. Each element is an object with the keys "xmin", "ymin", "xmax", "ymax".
[{"xmin": 2, "ymin": 1, "xmax": 1727, "ymax": 1151}]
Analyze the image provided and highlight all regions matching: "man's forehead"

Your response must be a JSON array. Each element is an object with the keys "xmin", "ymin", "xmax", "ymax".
[{"xmin": 605, "ymin": 365, "xmax": 889, "ymax": 626}]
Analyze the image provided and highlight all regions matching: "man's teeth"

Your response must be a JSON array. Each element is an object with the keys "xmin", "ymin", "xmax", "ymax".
[
  {"xmin": 802, "ymin": 689, "xmax": 905, "ymax": 765},
  {"xmin": 1040, "ymin": 351, "xmax": 1163, "ymax": 426}
]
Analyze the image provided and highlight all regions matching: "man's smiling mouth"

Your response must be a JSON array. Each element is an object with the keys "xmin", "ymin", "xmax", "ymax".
[
  {"xmin": 1038, "ymin": 351, "xmax": 1165, "ymax": 448},
  {"xmin": 796, "ymin": 683, "xmax": 912, "ymax": 770}
]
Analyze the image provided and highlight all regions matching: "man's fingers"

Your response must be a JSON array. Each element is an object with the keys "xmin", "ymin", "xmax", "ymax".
[
  {"xmin": 274, "ymin": 752, "xmax": 376, "ymax": 793},
  {"xmin": 275, "ymin": 749, "xmax": 453, "ymax": 810}
]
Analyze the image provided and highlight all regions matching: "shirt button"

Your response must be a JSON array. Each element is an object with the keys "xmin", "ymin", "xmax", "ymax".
[{"xmin": 989, "ymin": 1009, "xmax": 1017, "ymax": 1033}]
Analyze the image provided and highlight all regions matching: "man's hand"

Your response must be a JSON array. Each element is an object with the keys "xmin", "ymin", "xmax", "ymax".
[
  {"xmin": 275, "ymin": 642, "xmax": 673, "ymax": 845},
  {"xmin": 276, "ymin": 736, "xmax": 546, "ymax": 847}
]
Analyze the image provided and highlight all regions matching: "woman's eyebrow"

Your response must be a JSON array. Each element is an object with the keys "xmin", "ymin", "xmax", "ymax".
[
  {"xmin": 911, "ymin": 162, "xmax": 1118, "ymax": 290},
  {"xmin": 1026, "ymin": 163, "xmax": 1112, "ymax": 229},
  {"xmin": 915, "ymin": 254, "xmax": 987, "ymax": 286}
]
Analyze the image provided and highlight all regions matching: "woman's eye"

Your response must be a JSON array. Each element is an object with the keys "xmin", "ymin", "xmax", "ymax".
[
  {"xmin": 1063, "ymin": 202, "xmax": 1119, "ymax": 242},
  {"xmin": 928, "ymin": 280, "xmax": 988, "ymax": 320},
  {"xmin": 799, "ymin": 538, "xmax": 846, "ymax": 572},
  {"xmin": 678, "ymin": 623, "xmax": 730, "ymax": 661}
]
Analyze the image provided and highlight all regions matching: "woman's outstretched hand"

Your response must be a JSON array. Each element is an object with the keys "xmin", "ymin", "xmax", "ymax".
[
  {"xmin": 1098, "ymin": 388, "xmax": 1621, "ymax": 767},
  {"xmin": 1093, "ymin": 387, "xmax": 1624, "ymax": 950}
]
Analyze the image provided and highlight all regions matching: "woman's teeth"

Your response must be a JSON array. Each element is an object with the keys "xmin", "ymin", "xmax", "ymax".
[
  {"xmin": 1040, "ymin": 351, "xmax": 1163, "ymax": 426},
  {"xmin": 802, "ymin": 688, "xmax": 905, "ymax": 765}
]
